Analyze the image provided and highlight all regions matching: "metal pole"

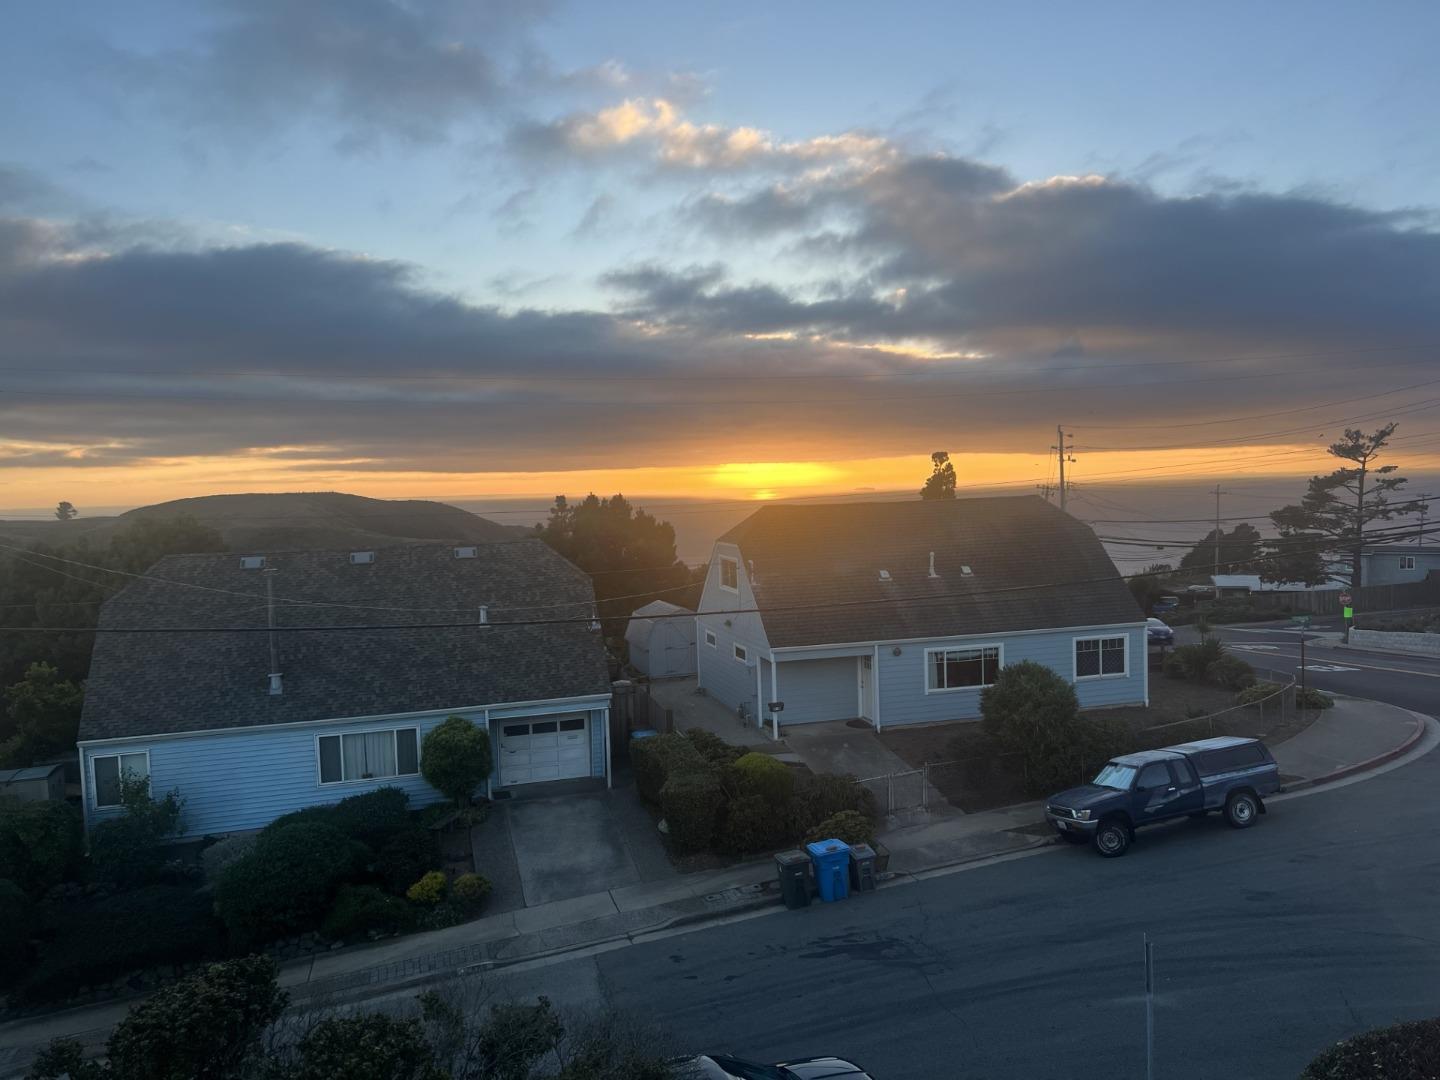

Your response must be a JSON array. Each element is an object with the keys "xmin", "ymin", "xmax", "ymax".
[
  {"xmin": 887, "ymin": 773, "xmax": 894, "ymax": 814},
  {"xmin": 1058, "ymin": 425, "xmax": 1067, "ymax": 511},
  {"xmin": 1144, "ymin": 934, "xmax": 1155, "ymax": 1080},
  {"xmin": 921, "ymin": 764, "xmax": 929, "ymax": 810}
]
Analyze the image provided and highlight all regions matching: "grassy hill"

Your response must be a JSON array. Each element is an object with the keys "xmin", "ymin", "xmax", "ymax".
[{"xmin": 0, "ymin": 491, "xmax": 530, "ymax": 552}]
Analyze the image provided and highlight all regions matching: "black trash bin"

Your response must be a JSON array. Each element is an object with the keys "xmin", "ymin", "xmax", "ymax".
[
  {"xmin": 848, "ymin": 843, "xmax": 878, "ymax": 892},
  {"xmin": 775, "ymin": 849, "xmax": 811, "ymax": 909}
]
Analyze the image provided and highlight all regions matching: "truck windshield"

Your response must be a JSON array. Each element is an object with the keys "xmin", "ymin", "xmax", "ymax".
[{"xmin": 1092, "ymin": 762, "xmax": 1137, "ymax": 790}]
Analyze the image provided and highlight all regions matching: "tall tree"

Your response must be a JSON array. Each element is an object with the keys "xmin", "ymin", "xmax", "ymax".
[
  {"xmin": 1264, "ymin": 424, "xmax": 1410, "ymax": 587},
  {"xmin": 919, "ymin": 451, "xmax": 957, "ymax": 500},
  {"xmin": 1178, "ymin": 522, "xmax": 1262, "ymax": 576},
  {"xmin": 0, "ymin": 662, "xmax": 84, "ymax": 767},
  {"xmin": 53, "ymin": 502, "xmax": 77, "ymax": 521}
]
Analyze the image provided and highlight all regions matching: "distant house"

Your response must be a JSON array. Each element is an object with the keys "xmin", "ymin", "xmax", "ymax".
[
  {"xmin": 695, "ymin": 497, "xmax": 1147, "ymax": 733},
  {"xmin": 1359, "ymin": 545, "xmax": 1440, "ymax": 587},
  {"xmin": 1211, "ymin": 574, "xmax": 1345, "ymax": 599},
  {"xmin": 78, "ymin": 541, "xmax": 612, "ymax": 836},
  {"xmin": 625, "ymin": 600, "xmax": 697, "ymax": 679},
  {"xmin": 0, "ymin": 763, "xmax": 65, "ymax": 802}
]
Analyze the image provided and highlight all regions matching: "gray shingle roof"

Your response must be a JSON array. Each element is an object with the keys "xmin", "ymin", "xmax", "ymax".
[
  {"xmin": 80, "ymin": 540, "xmax": 611, "ymax": 742},
  {"xmin": 717, "ymin": 496, "xmax": 1143, "ymax": 648}
]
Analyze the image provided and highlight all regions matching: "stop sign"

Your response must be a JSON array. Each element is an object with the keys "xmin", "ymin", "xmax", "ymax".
[{"xmin": 1339, "ymin": 591, "xmax": 1353, "ymax": 606}]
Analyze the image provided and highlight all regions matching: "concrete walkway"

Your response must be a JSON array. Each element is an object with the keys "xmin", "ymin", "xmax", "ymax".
[
  {"xmin": 648, "ymin": 677, "xmax": 777, "ymax": 750},
  {"xmin": 1270, "ymin": 695, "xmax": 1425, "ymax": 783}
]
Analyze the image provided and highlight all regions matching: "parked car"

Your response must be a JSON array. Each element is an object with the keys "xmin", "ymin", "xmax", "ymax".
[
  {"xmin": 689, "ymin": 1053, "xmax": 873, "ymax": 1079},
  {"xmin": 1145, "ymin": 617, "xmax": 1174, "ymax": 646},
  {"xmin": 1044, "ymin": 737, "xmax": 1281, "ymax": 857},
  {"xmin": 1151, "ymin": 595, "xmax": 1180, "ymax": 614}
]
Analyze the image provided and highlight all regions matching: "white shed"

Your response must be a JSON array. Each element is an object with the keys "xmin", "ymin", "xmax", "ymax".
[{"xmin": 625, "ymin": 601, "xmax": 697, "ymax": 678}]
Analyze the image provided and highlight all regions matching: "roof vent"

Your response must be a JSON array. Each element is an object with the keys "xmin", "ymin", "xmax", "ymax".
[
  {"xmin": 961, "ymin": 564, "xmax": 973, "ymax": 576},
  {"xmin": 240, "ymin": 555, "xmax": 267, "ymax": 570},
  {"xmin": 454, "ymin": 546, "xmax": 477, "ymax": 559},
  {"xmin": 928, "ymin": 551, "xmax": 938, "ymax": 579},
  {"xmin": 878, "ymin": 569, "xmax": 892, "ymax": 582},
  {"xmin": 350, "ymin": 551, "xmax": 375, "ymax": 565}
]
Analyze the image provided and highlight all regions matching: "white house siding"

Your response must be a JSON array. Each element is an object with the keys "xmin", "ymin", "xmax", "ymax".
[
  {"xmin": 772, "ymin": 656, "xmax": 865, "ymax": 724},
  {"xmin": 695, "ymin": 542, "xmax": 770, "ymax": 721},
  {"xmin": 82, "ymin": 699, "xmax": 610, "ymax": 837},
  {"xmin": 872, "ymin": 625, "xmax": 1147, "ymax": 725}
]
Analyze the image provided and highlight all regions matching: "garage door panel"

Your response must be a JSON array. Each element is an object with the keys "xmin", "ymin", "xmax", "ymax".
[{"xmin": 497, "ymin": 716, "xmax": 590, "ymax": 787}]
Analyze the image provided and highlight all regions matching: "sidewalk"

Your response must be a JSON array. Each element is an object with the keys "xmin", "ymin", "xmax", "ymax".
[{"xmin": 1, "ymin": 694, "xmax": 1428, "ymax": 1079}]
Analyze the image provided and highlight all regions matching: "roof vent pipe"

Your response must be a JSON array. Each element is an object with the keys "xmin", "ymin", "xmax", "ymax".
[
  {"xmin": 264, "ymin": 568, "xmax": 282, "ymax": 696},
  {"xmin": 928, "ymin": 551, "xmax": 938, "ymax": 578}
]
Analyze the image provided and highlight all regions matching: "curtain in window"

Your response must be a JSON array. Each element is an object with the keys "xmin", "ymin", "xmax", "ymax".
[{"xmin": 343, "ymin": 731, "xmax": 397, "ymax": 780}]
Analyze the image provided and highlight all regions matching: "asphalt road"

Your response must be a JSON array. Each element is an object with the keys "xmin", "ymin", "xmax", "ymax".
[{"xmin": 1181, "ymin": 618, "xmax": 1440, "ymax": 717}]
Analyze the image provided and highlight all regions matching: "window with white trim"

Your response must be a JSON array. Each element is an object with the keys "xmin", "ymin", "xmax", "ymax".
[
  {"xmin": 734, "ymin": 643, "xmax": 748, "ymax": 663},
  {"xmin": 1400, "ymin": 555, "xmax": 1417, "ymax": 570},
  {"xmin": 318, "ymin": 727, "xmax": 420, "ymax": 785},
  {"xmin": 93, "ymin": 751, "xmax": 149, "ymax": 808},
  {"xmin": 719, "ymin": 557, "xmax": 739, "ymax": 592},
  {"xmin": 926, "ymin": 645, "xmax": 1001, "ymax": 691},
  {"xmin": 704, "ymin": 629, "xmax": 717, "ymax": 648},
  {"xmin": 1075, "ymin": 636, "xmax": 1127, "ymax": 678}
]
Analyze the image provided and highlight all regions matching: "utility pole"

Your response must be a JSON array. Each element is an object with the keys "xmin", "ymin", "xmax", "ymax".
[
  {"xmin": 1418, "ymin": 498, "xmax": 1430, "ymax": 546},
  {"xmin": 1211, "ymin": 484, "xmax": 1227, "ymax": 583},
  {"xmin": 1052, "ymin": 426, "xmax": 1075, "ymax": 512}
]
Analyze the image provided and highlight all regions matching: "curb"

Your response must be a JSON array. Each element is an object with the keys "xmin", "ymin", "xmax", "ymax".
[{"xmin": 1282, "ymin": 713, "xmax": 1428, "ymax": 792}]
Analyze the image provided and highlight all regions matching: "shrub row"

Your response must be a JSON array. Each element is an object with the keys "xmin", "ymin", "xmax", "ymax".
[
  {"xmin": 0, "ymin": 798, "xmax": 82, "ymax": 897},
  {"xmin": 263, "ymin": 785, "xmax": 412, "ymax": 851}
]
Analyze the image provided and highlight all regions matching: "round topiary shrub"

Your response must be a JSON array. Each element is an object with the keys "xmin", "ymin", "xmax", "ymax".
[
  {"xmin": 449, "ymin": 873, "xmax": 492, "ymax": 916},
  {"xmin": 729, "ymin": 752, "xmax": 795, "ymax": 806},
  {"xmin": 421, "ymin": 716, "xmax": 494, "ymax": 807},
  {"xmin": 660, "ymin": 768, "xmax": 724, "ymax": 853},
  {"xmin": 804, "ymin": 810, "xmax": 876, "ymax": 849},
  {"xmin": 406, "ymin": 870, "xmax": 448, "ymax": 906},
  {"xmin": 215, "ymin": 822, "xmax": 367, "ymax": 950},
  {"xmin": 321, "ymin": 884, "xmax": 415, "ymax": 941}
]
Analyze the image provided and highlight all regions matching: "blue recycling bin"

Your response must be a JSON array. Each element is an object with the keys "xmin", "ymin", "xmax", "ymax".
[
  {"xmin": 806, "ymin": 839, "xmax": 852, "ymax": 902},
  {"xmin": 629, "ymin": 728, "xmax": 659, "ymax": 743}
]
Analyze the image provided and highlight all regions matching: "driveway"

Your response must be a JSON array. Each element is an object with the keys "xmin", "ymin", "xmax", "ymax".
[{"xmin": 473, "ymin": 783, "xmax": 678, "ymax": 910}]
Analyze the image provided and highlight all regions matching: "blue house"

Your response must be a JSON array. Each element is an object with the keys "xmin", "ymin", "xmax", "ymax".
[
  {"xmin": 1359, "ymin": 544, "xmax": 1440, "ymax": 587},
  {"xmin": 78, "ymin": 541, "xmax": 613, "ymax": 837},
  {"xmin": 695, "ymin": 497, "xmax": 1147, "ymax": 734}
]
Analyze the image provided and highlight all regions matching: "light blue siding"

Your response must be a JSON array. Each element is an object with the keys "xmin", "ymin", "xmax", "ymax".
[
  {"xmin": 696, "ymin": 543, "xmax": 769, "ymax": 721},
  {"xmin": 773, "ymin": 657, "xmax": 861, "ymax": 724},
  {"xmin": 83, "ymin": 699, "xmax": 611, "ymax": 836},
  {"xmin": 1360, "ymin": 550, "xmax": 1440, "ymax": 586}
]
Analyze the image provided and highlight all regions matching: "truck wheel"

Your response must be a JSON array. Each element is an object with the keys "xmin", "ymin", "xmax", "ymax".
[
  {"xmin": 1093, "ymin": 819, "xmax": 1131, "ymax": 857},
  {"xmin": 1225, "ymin": 791, "xmax": 1258, "ymax": 829}
]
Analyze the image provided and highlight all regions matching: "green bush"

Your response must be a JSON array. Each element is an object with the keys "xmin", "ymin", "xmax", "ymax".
[
  {"xmin": 1205, "ymin": 654, "xmax": 1256, "ymax": 690},
  {"xmin": 450, "ymin": 873, "xmax": 492, "ymax": 916},
  {"xmin": 407, "ymin": 870, "xmax": 448, "ymax": 905},
  {"xmin": 1167, "ymin": 636, "xmax": 1227, "ymax": 682},
  {"xmin": 19, "ymin": 885, "xmax": 222, "ymax": 1004},
  {"xmin": 631, "ymin": 732, "xmax": 704, "ymax": 804},
  {"xmin": 322, "ymin": 884, "xmax": 416, "ymax": 941},
  {"xmin": 981, "ymin": 661, "xmax": 1129, "ymax": 795},
  {"xmin": 717, "ymin": 793, "xmax": 783, "ymax": 855},
  {"xmin": 374, "ymin": 827, "xmax": 443, "ymax": 896},
  {"xmin": 200, "ymin": 834, "xmax": 257, "ymax": 886},
  {"xmin": 291, "ymin": 1013, "xmax": 440, "ymax": 1080},
  {"xmin": 1162, "ymin": 651, "xmax": 1189, "ymax": 680},
  {"xmin": 791, "ymin": 771, "xmax": 876, "ymax": 836},
  {"xmin": 684, "ymin": 728, "xmax": 745, "ymax": 768},
  {"xmin": 804, "ymin": 810, "xmax": 876, "ymax": 848},
  {"xmin": 1235, "ymin": 681, "xmax": 1284, "ymax": 705},
  {"xmin": 1298, "ymin": 687, "xmax": 1335, "ymax": 710},
  {"xmin": 0, "ymin": 877, "xmax": 34, "ymax": 977},
  {"xmin": 729, "ymin": 752, "xmax": 795, "ymax": 806},
  {"xmin": 215, "ymin": 822, "xmax": 367, "ymax": 949},
  {"xmin": 91, "ymin": 778, "xmax": 186, "ymax": 889},
  {"xmin": 660, "ymin": 767, "xmax": 723, "ymax": 853},
  {"xmin": 1299, "ymin": 1016, "xmax": 1440, "ymax": 1079},
  {"xmin": 0, "ymin": 797, "xmax": 82, "ymax": 895},
  {"xmin": 263, "ymin": 787, "xmax": 412, "ymax": 851},
  {"xmin": 422, "ymin": 716, "xmax": 494, "ymax": 806}
]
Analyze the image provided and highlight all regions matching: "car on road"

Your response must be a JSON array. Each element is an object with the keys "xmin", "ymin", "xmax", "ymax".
[
  {"xmin": 1151, "ymin": 595, "xmax": 1180, "ymax": 614},
  {"xmin": 1044, "ymin": 737, "xmax": 1281, "ymax": 857},
  {"xmin": 1146, "ymin": 617, "xmax": 1175, "ymax": 646},
  {"xmin": 690, "ymin": 1053, "xmax": 873, "ymax": 1079}
]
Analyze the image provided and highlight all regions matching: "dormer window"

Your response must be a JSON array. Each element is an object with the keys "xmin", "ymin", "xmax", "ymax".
[{"xmin": 719, "ymin": 557, "xmax": 739, "ymax": 592}]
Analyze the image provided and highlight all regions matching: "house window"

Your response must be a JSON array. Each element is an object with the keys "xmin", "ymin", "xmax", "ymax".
[
  {"xmin": 734, "ymin": 643, "xmax": 748, "ymax": 663},
  {"xmin": 705, "ymin": 629, "xmax": 717, "ymax": 648},
  {"xmin": 1076, "ymin": 636, "xmax": 1128, "ymax": 679},
  {"xmin": 318, "ymin": 727, "xmax": 421, "ymax": 785},
  {"xmin": 719, "ymin": 557, "xmax": 739, "ymax": 592},
  {"xmin": 1400, "ymin": 555, "xmax": 1417, "ymax": 571},
  {"xmin": 926, "ymin": 645, "xmax": 1001, "ymax": 691},
  {"xmin": 93, "ymin": 751, "xmax": 149, "ymax": 808}
]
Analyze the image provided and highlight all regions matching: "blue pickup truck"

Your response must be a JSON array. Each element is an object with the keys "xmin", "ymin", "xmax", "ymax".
[{"xmin": 1045, "ymin": 736, "xmax": 1281, "ymax": 857}]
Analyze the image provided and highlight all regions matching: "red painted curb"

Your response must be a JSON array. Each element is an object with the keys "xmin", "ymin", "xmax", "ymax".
[{"xmin": 1286, "ymin": 714, "xmax": 1427, "ymax": 791}]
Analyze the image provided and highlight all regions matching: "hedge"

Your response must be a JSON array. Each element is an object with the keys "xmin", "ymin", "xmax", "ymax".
[
  {"xmin": 717, "ymin": 793, "xmax": 783, "ymax": 855},
  {"xmin": 321, "ymin": 885, "xmax": 416, "ymax": 942},
  {"xmin": 804, "ymin": 810, "xmax": 876, "ymax": 848},
  {"xmin": 684, "ymin": 729, "xmax": 745, "ymax": 768},
  {"xmin": 632, "ymin": 732, "xmax": 704, "ymax": 804},
  {"xmin": 729, "ymin": 753, "xmax": 795, "ymax": 806},
  {"xmin": 1299, "ymin": 1016, "xmax": 1440, "ymax": 1079},
  {"xmin": 791, "ymin": 772, "xmax": 876, "ymax": 836},
  {"xmin": 262, "ymin": 787, "xmax": 411, "ymax": 851},
  {"xmin": 215, "ymin": 822, "xmax": 368, "ymax": 950},
  {"xmin": 18, "ymin": 885, "xmax": 223, "ymax": 1004},
  {"xmin": 374, "ymin": 827, "xmax": 443, "ymax": 896},
  {"xmin": 660, "ymin": 768, "xmax": 724, "ymax": 852},
  {"xmin": 0, "ymin": 797, "xmax": 82, "ymax": 896}
]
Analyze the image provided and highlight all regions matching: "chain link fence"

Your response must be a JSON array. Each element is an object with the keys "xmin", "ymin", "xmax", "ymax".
[{"xmin": 856, "ymin": 677, "xmax": 1300, "ymax": 815}]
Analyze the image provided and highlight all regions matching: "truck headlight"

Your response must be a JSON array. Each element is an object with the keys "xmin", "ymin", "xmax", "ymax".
[{"xmin": 1073, "ymin": 810, "xmax": 1092, "ymax": 821}]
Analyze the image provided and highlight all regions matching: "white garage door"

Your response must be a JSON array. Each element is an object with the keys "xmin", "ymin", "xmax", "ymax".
[{"xmin": 498, "ymin": 715, "xmax": 590, "ymax": 786}]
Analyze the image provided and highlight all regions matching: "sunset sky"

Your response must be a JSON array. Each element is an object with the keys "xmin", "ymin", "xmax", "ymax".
[{"xmin": 2, "ymin": 2, "xmax": 1439, "ymax": 516}]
